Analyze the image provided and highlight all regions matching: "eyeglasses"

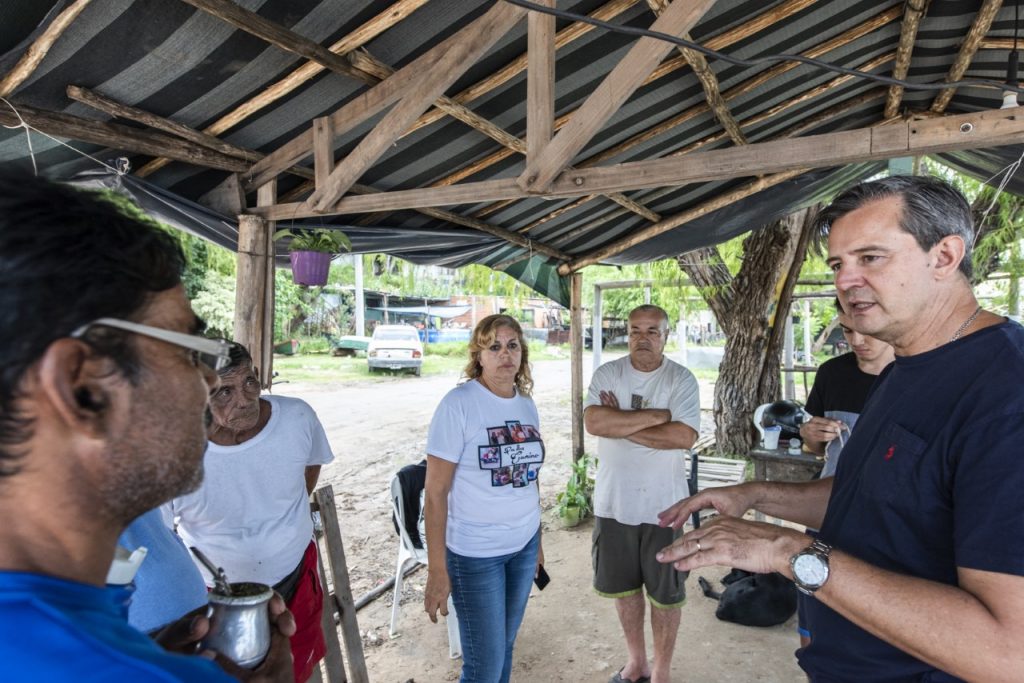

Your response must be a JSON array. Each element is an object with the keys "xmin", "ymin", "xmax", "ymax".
[{"xmin": 70, "ymin": 317, "xmax": 233, "ymax": 371}]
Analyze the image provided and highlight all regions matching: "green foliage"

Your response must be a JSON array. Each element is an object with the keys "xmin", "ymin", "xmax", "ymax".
[
  {"xmin": 273, "ymin": 227, "xmax": 351, "ymax": 254},
  {"xmin": 556, "ymin": 454, "xmax": 597, "ymax": 517},
  {"xmin": 190, "ymin": 270, "xmax": 236, "ymax": 338}
]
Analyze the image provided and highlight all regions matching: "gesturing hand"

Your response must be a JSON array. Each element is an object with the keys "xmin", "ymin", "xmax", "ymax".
[
  {"xmin": 657, "ymin": 483, "xmax": 755, "ymax": 530},
  {"xmin": 656, "ymin": 515, "xmax": 808, "ymax": 576}
]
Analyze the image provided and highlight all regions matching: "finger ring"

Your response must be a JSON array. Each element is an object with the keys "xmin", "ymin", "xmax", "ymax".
[{"xmin": 696, "ymin": 540, "xmax": 702, "ymax": 552}]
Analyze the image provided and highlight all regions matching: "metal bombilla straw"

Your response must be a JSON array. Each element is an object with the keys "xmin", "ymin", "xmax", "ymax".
[{"xmin": 190, "ymin": 546, "xmax": 233, "ymax": 596}]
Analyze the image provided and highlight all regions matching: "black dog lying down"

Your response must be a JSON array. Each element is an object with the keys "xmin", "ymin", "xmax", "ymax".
[{"xmin": 697, "ymin": 569, "xmax": 797, "ymax": 627}]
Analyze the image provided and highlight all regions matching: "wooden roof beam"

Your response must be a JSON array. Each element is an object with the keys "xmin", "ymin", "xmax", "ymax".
[
  {"xmin": 884, "ymin": 0, "xmax": 929, "ymax": 118},
  {"xmin": 929, "ymin": 0, "xmax": 1003, "ymax": 114},
  {"xmin": 0, "ymin": 0, "xmax": 94, "ymax": 97},
  {"xmin": 527, "ymin": 0, "xmax": 556, "ymax": 168},
  {"xmin": 471, "ymin": 3, "xmax": 898, "ymax": 220},
  {"xmin": 247, "ymin": 2, "xmax": 524, "ymax": 193},
  {"xmin": 138, "ymin": 0, "xmax": 427, "ymax": 177},
  {"xmin": 248, "ymin": 107, "xmax": 1024, "ymax": 220},
  {"xmin": 303, "ymin": 2, "xmax": 525, "ymax": 211},
  {"xmin": 517, "ymin": 0, "xmax": 717, "ymax": 193},
  {"xmin": 645, "ymin": 0, "xmax": 746, "ymax": 145},
  {"xmin": 0, "ymin": 102, "xmax": 248, "ymax": 172}
]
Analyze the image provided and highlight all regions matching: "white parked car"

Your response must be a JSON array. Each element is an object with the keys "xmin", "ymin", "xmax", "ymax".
[{"xmin": 367, "ymin": 324, "xmax": 423, "ymax": 376}]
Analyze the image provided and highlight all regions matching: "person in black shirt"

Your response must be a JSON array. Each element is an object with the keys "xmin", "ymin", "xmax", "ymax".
[{"xmin": 800, "ymin": 299, "xmax": 893, "ymax": 473}]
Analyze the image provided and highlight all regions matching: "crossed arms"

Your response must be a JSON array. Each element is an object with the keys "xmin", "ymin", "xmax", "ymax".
[{"xmin": 584, "ymin": 390, "xmax": 697, "ymax": 450}]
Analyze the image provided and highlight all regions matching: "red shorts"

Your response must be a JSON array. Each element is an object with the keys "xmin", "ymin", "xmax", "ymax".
[{"xmin": 287, "ymin": 541, "xmax": 327, "ymax": 682}]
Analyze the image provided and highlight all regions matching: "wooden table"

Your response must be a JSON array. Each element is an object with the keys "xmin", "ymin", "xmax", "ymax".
[{"xmin": 748, "ymin": 447, "xmax": 823, "ymax": 483}]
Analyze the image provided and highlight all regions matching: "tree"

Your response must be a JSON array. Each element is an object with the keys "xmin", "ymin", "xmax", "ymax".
[{"xmin": 677, "ymin": 207, "xmax": 816, "ymax": 455}]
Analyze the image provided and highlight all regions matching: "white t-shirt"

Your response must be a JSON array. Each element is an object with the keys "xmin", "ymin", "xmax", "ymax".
[
  {"xmin": 426, "ymin": 380, "xmax": 543, "ymax": 558},
  {"xmin": 168, "ymin": 395, "xmax": 335, "ymax": 586},
  {"xmin": 585, "ymin": 355, "xmax": 700, "ymax": 525}
]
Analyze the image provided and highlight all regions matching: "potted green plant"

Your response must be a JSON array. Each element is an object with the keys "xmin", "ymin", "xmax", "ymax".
[
  {"xmin": 273, "ymin": 227, "xmax": 351, "ymax": 286},
  {"xmin": 556, "ymin": 455, "xmax": 595, "ymax": 528}
]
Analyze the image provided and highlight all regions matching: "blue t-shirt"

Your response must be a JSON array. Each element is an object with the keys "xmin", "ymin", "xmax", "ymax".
[
  {"xmin": 0, "ymin": 571, "xmax": 234, "ymax": 682},
  {"xmin": 119, "ymin": 508, "xmax": 210, "ymax": 633},
  {"xmin": 799, "ymin": 322, "xmax": 1024, "ymax": 682}
]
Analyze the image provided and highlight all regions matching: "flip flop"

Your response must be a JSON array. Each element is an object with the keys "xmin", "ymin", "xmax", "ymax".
[{"xmin": 608, "ymin": 668, "xmax": 651, "ymax": 683}]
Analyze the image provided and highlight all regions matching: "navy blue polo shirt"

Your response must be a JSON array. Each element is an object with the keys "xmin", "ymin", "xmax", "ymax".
[{"xmin": 798, "ymin": 322, "xmax": 1024, "ymax": 682}]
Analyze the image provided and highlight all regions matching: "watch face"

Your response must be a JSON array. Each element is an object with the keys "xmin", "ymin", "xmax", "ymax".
[{"xmin": 794, "ymin": 553, "xmax": 828, "ymax": 587}]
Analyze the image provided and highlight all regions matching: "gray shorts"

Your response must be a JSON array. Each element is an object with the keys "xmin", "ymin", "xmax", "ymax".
[{"xmin": 592, "ymin": 516, "xmax": 688, "ymax": 608}]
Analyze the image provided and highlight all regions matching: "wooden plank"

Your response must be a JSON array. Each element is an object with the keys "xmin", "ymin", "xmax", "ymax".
[
  {"xmin": 249, "ymin": 107, "xmax": 1024, "ymax": 220},
  {"xmin": 646, "ymin": 0, "xmax": 746, "ymax": 145},
  {"xmin": 248, "ymin": 1, "xmax": 526, "ymax": 193},
  {"xmin": 180, "ymin": 0, "xmax": 368, "ymax": 82},
  {"xmin": 526, "ymin": 0, "xmax": 556, "ymax": 166},
  {"xmin": 0, "ymin": 102, "xmax": 248, "ymax": 172},
  {"xmin": 305, "ymin": 1, "xmax": 526, "ymax": 211},
  {"xmin": 315, "ymin": 539, "xmax": 348, "ymax": 683},
  {"xmin": 314, "ymin": 486, "xmax": 368, "ymax": 683},
  {"xmin": 929, "ymin": 0, "xmax": 1003, "ymax": 114},
  {"xmin": 884, "ymin": 0, "xmax": 929, "ymax": 118},
  {"xmin": 137, "ymin": 0, "xmax": 425, "ymax": 177},
  {"xmin": 570, "ymin": 273, "xmax": 584, "ymax": 462},
  {"xmin": 0, "ymin": 0, "xmax": 94, "ymax": 97},
  {"xmin": 313, "ymin": 116, "xmax": 335, "ymax": 191},
  {"xmin": 66, "ymin": 85, "xmax": 257, "ymax": 162},
  {"xmin": 518, "ymin": 0, "xmax": 717, "ymax": 193}
]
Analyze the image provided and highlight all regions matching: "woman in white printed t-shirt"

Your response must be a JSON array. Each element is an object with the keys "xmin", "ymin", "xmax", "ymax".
[{"xmin": 423, "ymin": 314, "xmax": 545, "ymax": 683}]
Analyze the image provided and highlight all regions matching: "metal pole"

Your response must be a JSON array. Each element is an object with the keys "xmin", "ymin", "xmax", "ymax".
[
  {"xmin": 783, "ymin": 307, "xmax": 795, "ymax": 400},
  {"xmin": 354, "ymin": 254, "xmax": 365, "ymax": 336}
]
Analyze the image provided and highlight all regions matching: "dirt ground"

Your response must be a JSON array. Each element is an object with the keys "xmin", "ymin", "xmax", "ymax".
[{"xmin": 280, "ymin": 351, "xmax": 805, "ymax": 683}]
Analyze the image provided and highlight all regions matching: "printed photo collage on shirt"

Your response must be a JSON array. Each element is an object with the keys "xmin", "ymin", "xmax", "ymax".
[{"xmin": 479, "ymin": 421, "xmax": 544, "ymax": 487}]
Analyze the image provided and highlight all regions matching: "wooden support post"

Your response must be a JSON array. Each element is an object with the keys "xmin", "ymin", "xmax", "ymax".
[
  {"xmin": 234, "ymin": 209, "xmax": 273, "ymax": 379},
  {"xmin": 314, "ymin": 486, "xmax": 368, "ymax": 683},
  {"xmin": 258, "ymin": 183, "xmax": 277, "ymax": 390},
  {"xmin": 570, "ymin": 273, "xmax": 584, "ymax": 463}
]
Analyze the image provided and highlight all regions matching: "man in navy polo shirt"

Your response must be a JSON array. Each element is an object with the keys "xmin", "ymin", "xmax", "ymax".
[{"xmin": 655, "ymin": 175, "xmax": 1024, "ymax": 682}]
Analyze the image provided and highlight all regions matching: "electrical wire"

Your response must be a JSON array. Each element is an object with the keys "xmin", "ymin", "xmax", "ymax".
[{"xmin": 502, "ymin": 0, "xmax": 1024, "ymax": 95}]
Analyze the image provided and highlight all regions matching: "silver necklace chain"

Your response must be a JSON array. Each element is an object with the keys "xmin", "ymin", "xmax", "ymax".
[{"xmin": 950, "ymin": 306, "xmax": 982, "ymax": 342}]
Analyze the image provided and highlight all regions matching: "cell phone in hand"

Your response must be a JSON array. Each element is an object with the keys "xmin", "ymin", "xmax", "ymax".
[{"xmin": 534, "ymin": 564, "xmax": 551, "ymax": 591}]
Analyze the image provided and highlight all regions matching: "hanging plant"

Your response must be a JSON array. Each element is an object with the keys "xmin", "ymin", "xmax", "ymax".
[{"xmin": 273, "ymin": 227, "xmax": 352, "ymax": 286}]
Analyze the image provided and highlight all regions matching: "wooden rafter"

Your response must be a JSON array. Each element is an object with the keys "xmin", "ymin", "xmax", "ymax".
[
  {"xmin": 527, "ymin": 0, "xmax": 556, "ymax": 167},
  {"xmin": 471, "ymin": 3, "xmax": 896, "ymax": 221},
  {"xmin": 547, "ymin": 91, "xmax": 891, "ymax": 268},
  {"xmin": 246, "ymin": 3, "xmax": 525, "ymax": 193},
  {"xmin": 304, "ymin": 2, "xmax": 526, "ymax": 211},
  {"xmin": 560, "ymin": 169, "xmax": 809, "ymax": 274},
  {"xmin": 248, "ymin": 107, "xmax": 1024, "ymax": 221},
  {"xmin": 0, "ymin": 102, "xmax": 248, "ymax": 172},
  {"xmin": 66, "ymin": 85, "xmax": 258, "ymax": 163},
  {"xmin": 137, "ymin": 0, "xmax": 427, "ymax": 177},
  {"xmin": 884, "ymin": 0, "xmax": 929, "ymax": 118},
  {"xmin": 929, "ymin": 0, "xmax": 1004, "ymax": 114},
  {"xmin": 408, "ymin": 0, "xmax": 642, "ymax": 137},
  {"xmin": 517, "ymin": 0, "xmax": 717, "ymax": 193},
  {"xmin": 645, "ymin": 0, "xmax": 746, "ymax": 145},
  {"xmin": 0, "ymin": 0, "xmax": 94, "ymax": 97}
]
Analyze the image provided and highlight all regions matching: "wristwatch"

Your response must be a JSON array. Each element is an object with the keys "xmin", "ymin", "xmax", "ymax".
[{"xmin": 790, "ymin": 539, "xmax": 832, "ymax": 595}]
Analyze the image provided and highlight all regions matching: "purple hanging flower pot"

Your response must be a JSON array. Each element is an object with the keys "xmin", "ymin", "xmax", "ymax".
[{"xmin": 290, "ymin": 250, "xmax": 332, "ymax": 286}]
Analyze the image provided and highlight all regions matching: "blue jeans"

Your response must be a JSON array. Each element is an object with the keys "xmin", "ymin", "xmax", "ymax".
[{"xmin": 447, "ymin": 528, "xmax": 540, "ymax": 683}]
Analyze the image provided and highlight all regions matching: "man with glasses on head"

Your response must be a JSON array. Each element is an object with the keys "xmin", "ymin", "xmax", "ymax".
[
  {"xmin": 0, "ymin": 170, "xmax": 295, "ymax": 681},
  {"xmin": 168, "ymin": 341, "xmax": 335, "ymax": 683}
]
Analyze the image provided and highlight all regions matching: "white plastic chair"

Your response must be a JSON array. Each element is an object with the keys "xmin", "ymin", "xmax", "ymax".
[{"xmin": 388, "ymin": 473, "xmax": 461, "ymax": 659}]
